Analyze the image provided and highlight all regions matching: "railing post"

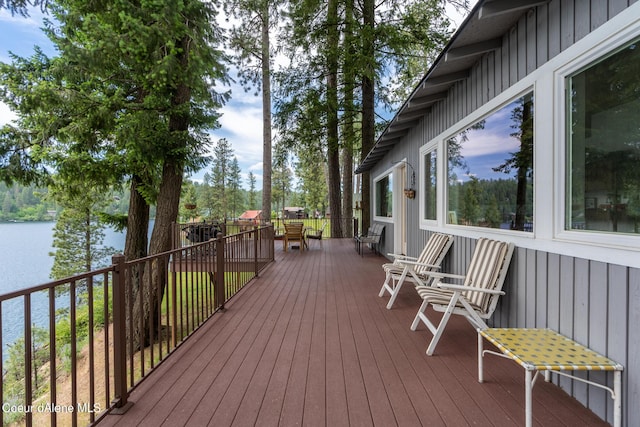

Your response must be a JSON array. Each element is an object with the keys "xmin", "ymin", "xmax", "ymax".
[
  {"xmin": 215, "ymin": 235, "xmax": 226, "ymax": 310},
  {"xmin": 111, "ymin": 254, "xmax": 133, "ymax": 414},
  {"xmin": 270, "ymin": 224, "xmax": 275, "ymax": 261},
  {"xmin": 254, "ymin": 226, "xmax": 259, "ymax": 277},
  {"xmin": 24, "ymin": 295, "xmax": 32, "ymax": 427}
]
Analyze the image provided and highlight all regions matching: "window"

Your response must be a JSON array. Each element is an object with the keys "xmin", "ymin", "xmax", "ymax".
[
  {"xmin": 423, "ymin": 148, "xmax": 437, "ymax": 221},
  {"xmin": 447, "ymin": 92, "xmax": 534, "ymax": 231},
  {"xmin": 375, "ymin": 173, "xmax": 393, "ymax": 218},
  {"xmin": 566, "ymin": 39, "xmax": 640, "ymax": 234}
]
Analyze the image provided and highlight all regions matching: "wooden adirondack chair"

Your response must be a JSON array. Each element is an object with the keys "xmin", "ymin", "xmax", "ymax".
[{"xmin": 283, "ymin": 222, "xmax": 305, "ymax": 252}]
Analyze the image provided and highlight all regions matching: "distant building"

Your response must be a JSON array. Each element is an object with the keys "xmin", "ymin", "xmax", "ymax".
[
  {"xmin": 239, "ymin": 210, "xmax": 263, "ymax": 222},
  {"xmin": 283, "ymin": 207, "xmax": 307, "ymax": 219}
]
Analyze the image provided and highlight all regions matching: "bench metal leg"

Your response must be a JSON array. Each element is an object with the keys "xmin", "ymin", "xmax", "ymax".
[
  {"xmin": 478, "ymin": 330, "xmax": 484, "ymax": 383},
  {"xmin": 614, "ymin": 371, "xmax": 621, "ymax": 427},
  {"xmin": 525, "ymin": 370, "xmax": 533, "ymax": 427}
]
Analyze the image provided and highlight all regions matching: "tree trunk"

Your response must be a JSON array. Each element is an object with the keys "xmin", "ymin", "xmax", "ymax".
[
  {"xmin": 84, "ymin": 208, "xmax": 92, "ymax": 272},
  {"xmin": 514, "ymin": 100, "xmax": 533, "ymax": 231},
  {"xmin": 132, "ymin": 159, "xmax": 183, "ymax": 349},
  {"xmin": 124, "ymin": 176, "xmax": 150, "ymax": 347},
  {"xmin": 341, "ymin": 0, "xmax": 355, "ymax": 237},
  {"xmin": 132, "ymin": 36, "xmax": 190, "ymax": 350},
  {"xmin": 124, "ymin": 176, "xmax": 150, "ymax": 262},
  {"xmin": 327, "ymin": 0, "xmax": 342, "ymax": 238},
  {"xmin": 261, "ymin": 4, "xmax": 272, "ymax": 223},
  {"xmin": 360, "ymin": 0, "xmax": 375, "ymax": 234}
]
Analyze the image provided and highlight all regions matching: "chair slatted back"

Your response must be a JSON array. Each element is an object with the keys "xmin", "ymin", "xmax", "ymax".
[
  {"xmin": 363, "ymin": 225, "xmax": 375, "ymax": 237},
  {"xmin": 363, "ymin": 224, "xmax": 382, "ymax": 241},
  {"xmin": 461, "ymin": 238, "xmax": 514, "ymax": 314},
  {"xmin": 414, "ymin": 233, "xmax": 454, "ymax": 276},
  {"xmin": 284, "ymin": 222, "xmax": 304, "ymax": 239}
]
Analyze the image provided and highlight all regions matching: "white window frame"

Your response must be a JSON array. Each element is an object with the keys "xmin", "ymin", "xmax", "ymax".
[
  {"xmin": 419, "ymin": 141, "xmax": 439, "ymax": 228},
  {"xmin": 373, "ymin": 168, "xmax": 394, "ymax": 223},
  {"xmin": 553, "ymin": 13, "xmax": 640, "ymax": 252},
  {"xmin": 418, "ymin": 86, "xmax": 537, "ymax": 238},
  {"xmin": 412, "ymin": 3, "xmax": 640, "ymax": 267}
]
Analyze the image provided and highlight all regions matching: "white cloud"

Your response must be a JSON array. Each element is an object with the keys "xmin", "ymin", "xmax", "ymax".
[
  {"xmin": 0, "ymin": 102, "xmax": 17, "ymax": 126},
  {"xmin": 211, "ymin": 103, "xmax": 264, "ymax": 164},
  {"xmin": 195, "ymin": 87, "xmax": 268, "ymax": 189},
  {"xmin": 248, "ymin": 162, "xmax": 263, "ymax": 171},
  {"xmin": 460, "ymin": 130, "xmax": 520, "ymax": 158},
  {"xmin": 0, "ymin": 9, "xmax": 42, "ymax": 28}
]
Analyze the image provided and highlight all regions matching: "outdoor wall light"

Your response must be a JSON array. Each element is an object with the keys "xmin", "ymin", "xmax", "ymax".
[{"xmin": 391, "ymin": 160, "xmax": 416, "ymax": 199}]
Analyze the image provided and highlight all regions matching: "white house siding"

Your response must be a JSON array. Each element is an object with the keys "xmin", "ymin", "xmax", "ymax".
[{"xmin": 367, "ymin": 1, "xmax": 640, "ymax": 424}]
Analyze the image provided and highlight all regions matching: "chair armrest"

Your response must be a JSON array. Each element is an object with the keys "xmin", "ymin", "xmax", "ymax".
[
  {"xmin": 396, "ymin": 259, "xmax": 443, "ymax": 270},
  {"xmin": 386, "ymin": 253, "xmax": 418, "ymax": 261},
  {"xmin": 436, "ymin": 283, "xmax": 505, "ymax": 295}
]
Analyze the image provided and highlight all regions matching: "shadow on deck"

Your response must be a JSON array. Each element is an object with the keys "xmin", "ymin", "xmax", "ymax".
[{"xmin": 97, "ymin": 239, "xmax": 608, "ymax": 426}]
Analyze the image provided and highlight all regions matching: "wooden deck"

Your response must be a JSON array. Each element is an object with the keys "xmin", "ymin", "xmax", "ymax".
[{"xmin": 97, "ymin": 239, "xmax": 608, "ymax": 427}]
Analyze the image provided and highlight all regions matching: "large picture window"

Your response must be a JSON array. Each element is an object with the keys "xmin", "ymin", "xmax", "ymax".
[
  {"xmin": 375, "ymin": 173, "xmax": 393, "ymax": 218},
  {"xmin": 566, "ymin": 39, "xmax": 640, "ymax": 234},
  {"xmin": 447, "ymin": 93, "xmax": 534, "ymax": 231}
]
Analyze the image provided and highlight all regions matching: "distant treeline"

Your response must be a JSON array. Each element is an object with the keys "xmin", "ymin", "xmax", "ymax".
[{"xmin": 0, "ymin": 182, "xmax": 130, "ymax": 222}]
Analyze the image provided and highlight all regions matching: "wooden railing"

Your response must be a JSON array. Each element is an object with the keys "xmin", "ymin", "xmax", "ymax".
[
  {"xmin": 0, "ymin": 225, "xmax": 275, "ymax": 427},
  {"xmin": 172, "ymin": 218, "xmax": 358, "ymax": 249}
]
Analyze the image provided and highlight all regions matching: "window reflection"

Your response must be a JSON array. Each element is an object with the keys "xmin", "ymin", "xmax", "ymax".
[
  {"xmin": 375, "ymin": 174, "xmax": 393, "ymax": 217},
  {"xmin": 567, "ymin": 39, "xmax": 640, "ymax": 234},
  {"xmin": 447, "ymin": 93, "xmax": 534, "ymax": 231},
  {"xmin": 423, "ymin": 150, "xmax": 437, "ymax": 220}
]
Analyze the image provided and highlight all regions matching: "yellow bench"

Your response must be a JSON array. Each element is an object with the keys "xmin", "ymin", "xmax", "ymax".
[{"xmin": 478, "ymin": 328, "xmax": 623, "ymax": 427}]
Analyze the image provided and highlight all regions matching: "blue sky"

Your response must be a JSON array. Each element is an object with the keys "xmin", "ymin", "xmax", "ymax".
[
  {"xmin": 449, "ymin": 99, "xmax": 526, "ymax": 182},
  {"xmin": 0, "ymin": 7, "xmax": 266, "ymax": 187}
]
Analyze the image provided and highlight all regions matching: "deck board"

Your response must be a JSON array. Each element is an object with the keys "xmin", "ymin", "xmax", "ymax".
[{"xmin": 97, "ymin": 239, "xmax": 608, "ymax": 427}]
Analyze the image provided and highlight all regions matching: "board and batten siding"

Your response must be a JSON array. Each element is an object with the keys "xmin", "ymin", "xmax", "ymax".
[{"xmin": 369, "ymin": 1, "xmax": 640, "ymax": 425}]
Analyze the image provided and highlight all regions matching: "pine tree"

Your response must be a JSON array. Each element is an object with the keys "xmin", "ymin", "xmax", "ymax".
[
  {"xmin": 224, "ymin": 0, "xmax": 282, "ymax": 225},
  {"xmin": 247, "ymin": 171, "xmax": 258, "ymax": 210},
  {"xmin": 210, "ymin": 138, "xmax": 235, "ymax": 221},
  {"xmin": 0, "ymin": 0, "xmax": 230, "ymax": 350},
  {"xmin": 228, "ymin": 157, "xmax": 244, "ymax": 219},
  {"xmin": 48, "ymin": 181, "xmax": 115, "ymax": 282}
]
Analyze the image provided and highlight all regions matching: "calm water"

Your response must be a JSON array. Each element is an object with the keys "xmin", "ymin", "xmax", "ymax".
[{"xmin": 0, "ymin": 222, "xmax": 127, "ymax": 360}]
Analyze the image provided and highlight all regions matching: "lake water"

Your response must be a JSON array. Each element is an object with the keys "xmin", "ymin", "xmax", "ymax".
[{"xmin": 0, "ymin": 222, "xmax": 127, "ymax": 360}]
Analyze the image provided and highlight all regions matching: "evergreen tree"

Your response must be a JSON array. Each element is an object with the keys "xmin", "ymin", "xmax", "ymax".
[
  {"xmin": 462, "ymin": 176, "xmax": 480, "ymax": 225},
  {"xmin": 247, "ymin": 171, "xmax": 258, "ymax": 210},
  {"xmin": 224, "ymin": 0, "xmax": 282, "ymax": 225},
  {"xmin": 0, "ymin": 0, "xmax": 230, "ymax": 350},
  {"xmin": 48, "ymin": 180, "xmax": 115, "ymax": 280},
  {"xmin": 485, "ymin": 194, "xmax": 501, "ymax": 228},
  {"xmin": 179, "ymin": 179, "xmax": 199, "ymax": 222},
  {"xmin": 3, "ymin": 327, "xmax": 49, "ymax": 424},
  {"xmin": 228, "ymin": 157, "xmax": 244, "ymax": 219},
  {"xmin": 210, "ymin": 138, "xmax": 234, "ymax": 220},
  {"xmin": 199, "ymin": 172, "xmax": 216, "ymax": 219},
  {"xmin": 296, "ymin": 145, "xmax": 328, "ymax": 216},
  {"xmin": 276, "ymin": 0, "xmax": 455, "ymax": 235},
  {"xmin": 272, "ymin": 143, "xmax": 292, "ymax": 216}
]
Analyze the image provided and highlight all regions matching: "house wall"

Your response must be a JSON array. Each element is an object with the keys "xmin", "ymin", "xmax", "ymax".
[{"xmin": 369, "ymin": 1, "xmax": 640, "ymax": 424}]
